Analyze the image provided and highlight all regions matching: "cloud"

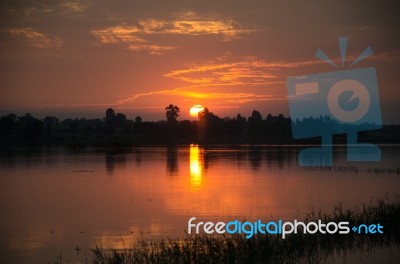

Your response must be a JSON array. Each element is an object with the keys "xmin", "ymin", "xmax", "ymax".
[
  {"xmin": 91, "ymin": 25, "xmax": 176, "ymax": 55},
  {"xmin": 164, "ymin": 58, "xmax": 309, "ymax": 86},
  {"xmin": 164, "ymin": 52, "xmax": 400, "ymax": 87},
  {"xmin": 91, "ymin": 25, "xmax": 173, "ymax": 54},
  {"xmin": 118, "ymin": 57, "xmax": 318, "ymax": 106},
  {"xmin": 61, "ymin": 0, "xmax": 87, "ymax": 13},
  {"xmin": 127, "ymin": 44, "xmax": 175, "ymax": 55},
  {"xmin": 3, "ymin": 0, "xmax": 87, "ymax": 23},
  {"xmin": 178, "ymin": 91, "xmax": 278, "ymax": 104},
  {"xmin": 117, "ymin": 87, "xmax": 187, "ymax": 104},
  {"xmin": 91, "ymin": 26, "xmax": 143, "ymax": 44},
  {"xmin": 91, "ymin": 12, "xmax": 255, "ymax": 54},
  {"xmin": 8, "ymin": 28, "xmax": 63, "ymax": 49},
  {"xmin": 137, "ymin": 18, "xmax": 252, "ymax": 39}
]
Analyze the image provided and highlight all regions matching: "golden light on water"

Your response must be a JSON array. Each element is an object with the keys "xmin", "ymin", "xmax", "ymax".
[
  {"xmin": 189, "ymin": 144, "xmax": 203, "ymax": 190},
  {"xmin": 189, "ymin": 104, "xmax": 205, "ymax": 118}
]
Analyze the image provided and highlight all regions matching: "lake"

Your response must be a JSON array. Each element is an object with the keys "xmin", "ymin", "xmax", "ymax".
[{"xmin": 0, "ymin": 145, "xmax": 399, "ymax": 263}]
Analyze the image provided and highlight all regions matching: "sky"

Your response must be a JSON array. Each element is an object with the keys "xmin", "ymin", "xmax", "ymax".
[{"xmin": 0, "ymin": 0, "xmax": 399, "ymax": 123}]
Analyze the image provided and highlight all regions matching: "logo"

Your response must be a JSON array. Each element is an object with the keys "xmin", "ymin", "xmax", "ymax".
[
  {"xmin": 286, "ymin": 37, "xmax": 382, "ymax": 166},
  {"xmin": 187, "ymin": 217, "xmax": 383, "ymax": 239}
]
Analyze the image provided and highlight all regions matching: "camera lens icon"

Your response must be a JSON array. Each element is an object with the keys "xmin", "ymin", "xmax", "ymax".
[
  {"xmin": 286, "ymin": 67, "xmax": 382, "ymax": 166},
  {"xmin": 327, "ymin": 79, "xmax": 370, "ymax": 123},
  {"xmin": 286, "ymin": 37, "xmax": 383, "ymax": 166}
]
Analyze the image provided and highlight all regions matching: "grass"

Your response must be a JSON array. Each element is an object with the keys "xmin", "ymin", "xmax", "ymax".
[{"xmin": 53, "ymin": 195, "xmax": 400, "ymax": 264}]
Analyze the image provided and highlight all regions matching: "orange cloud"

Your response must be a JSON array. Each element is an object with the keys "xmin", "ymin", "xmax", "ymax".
[
  {"xmin": 91, "ymin": 26, "xmax": 143, "ymax": 44},
  {"xmin": 138, "ymin": 18, "xmax": 253, "ymax": 39},
  {"xmin": 117, "ymin": 57, "xmax": 312, "ymax": 106},
  {"xmin": 180, "ymin": 91, "xmax": 279, "ymax": 104},
  {"xmin": 8, "ymin": 27, "xmax": 62, "ymax": 49},
  {"xmin": 118, "ymin": 85, "xmax": 280, "ymax": 107},
  {"xmin": 3, "ymin": 0, "xmax": 87, "ymax": 23},
  {"xmin": 127, "ymin": 44, "xmax": 175, "ymax": 55},
  {"xmin": 117, "ymin": 87, "xmax": 186, "ymax": 104},
  {"xmin": 61, "ymin": 0, "xmax": 87, "ymax": 13},
  {"xmin": 164, "ymin": 59, "xmax": 297, "ymax": 86},
  {"xmin": 91, "ymin": 12, "xmax": 254, "ymax": 54}
]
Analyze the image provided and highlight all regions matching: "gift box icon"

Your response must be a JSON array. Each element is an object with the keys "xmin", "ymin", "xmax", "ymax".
[{"xmin": 286, "ymin": 37, "xmax": 382, "ymax": 166}]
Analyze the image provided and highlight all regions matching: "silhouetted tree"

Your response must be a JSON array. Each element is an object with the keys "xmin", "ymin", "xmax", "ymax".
[
  {"xmin": 177, "ymin": 120, "xmax": 194, "ymax": 140},
  {"xmin": 248, "ymin": 110, "xmax": 263, "ymax": 139},
  {"xmin": 68, "ymin": 120, "xmax": 78, "ymax": 134},
  {"xmin": 249, "ymin": 110, "xmax": 262, "ymax": 122},
  {"xmin": 266, "ymin": 113, "xmax": 273, "ymax": 122},
  {"xmin": 43, "ymin": 116, "xmax": 58, "ymax": 139},
  {"xmin": 102, "ymin": 108, "xmax": 128, "ymax": 137},
  {"xmin": 18, "ymin": 113, "xmax": 43, "ymax": 140},
  {"xmin": 135, "ymin": 116, "xmax": 142, "ymax": 123},
  {"xmin": 0, "ymin": 108, "xmax": 393, "ymax": 146},
  {"xmin": 105, "ymin": 108, "xmax": 115, "ymax": 122},
  {"xmin": 103, "ymin": 123, "xmax": 115, "ymax": 138},
  {"xmin": 82, "ymin": 124, "xmax": 94, "ymax": 137},
  {"xmin": 165, "ymin": 104, "xmax": 180, "ymax": 123},
  {"xmin": 198, "ymin": 107, "xmax": 210, "ymax": 121},
  {"xmin": 225, "ymin": 119, "xmax": 243, "ymax": 138},
  {"xmin": 43, "ymin": 116, "xmax": 59, "ymax": 126},
  {"xmin": 124, "ymin": 122, "xmax": 133, "ymax": 134},
  {"xmin": 19, "ymin": 113, "xmax": 35, "ymax": 124},
  {"xmin": 114, "ymin": 113, "xmax": 127, "ymax": 127},
  {"xmin": 0, "ymin": 114, "xmax": 17, "ymax": 135},
  {"xmin": 236, "ymin": 114, "xmax": 246, "ymax": 122},
  {"xmin": 198, "ymin": 108, "xmax": 224, "ymax": 140},
  {"xmin": 102, "ymin": 109, "xmax": 115, "ymax": 137},
  {"xmin": 7, "ymin": 113, "xmax": 17, "ymax": 120}
]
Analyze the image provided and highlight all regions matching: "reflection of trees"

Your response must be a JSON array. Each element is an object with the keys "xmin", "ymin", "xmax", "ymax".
[
  {"xmin": 105, "ymin": 152, "xmax": 115, "ymax": 174},
  {"xmin": 133, "ymin": 149, "xmax": 142, "ymax": 166},
  {"xmin": 248, "ymin": 147, "xmax": 262, "ymax": 171},
  {"xmin": 166, "ymin": 146, "xmax": 178, "ymax": 175},
  {"xmin": 105, "ymin": 151, "xmax": 126, "ymax": 175},
  {"xmin": 234, "ymin": 148, "xmax": 246, "ymax": 168},
  {"xmin": 199, "ymin": 146, "xmax": 296, "ymax": 171},
  {"xmin": 264, "ymin": 147, "xmax": 300, "ymax": 168}
]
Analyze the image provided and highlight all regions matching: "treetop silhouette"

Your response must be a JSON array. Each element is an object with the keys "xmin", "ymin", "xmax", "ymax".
[{"xmin": 165, "ymin": 104, "xmax": 180, "ymax": 123}]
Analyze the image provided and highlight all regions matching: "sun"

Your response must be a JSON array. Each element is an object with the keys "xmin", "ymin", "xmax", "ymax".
[{"xmin": 190, "ymin": 104, "xmax": 205, "ymax": 118}]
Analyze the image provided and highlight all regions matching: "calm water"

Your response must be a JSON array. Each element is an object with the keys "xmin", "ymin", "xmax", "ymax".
[{"xmin": 0, "ymin": 145, "xmax": 399, "ymax": 263}]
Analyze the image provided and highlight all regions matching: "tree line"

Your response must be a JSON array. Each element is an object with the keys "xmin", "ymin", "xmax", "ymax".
[{"xmin": 0, "ymin": 104, "xmax": 398, "ymax": 147}]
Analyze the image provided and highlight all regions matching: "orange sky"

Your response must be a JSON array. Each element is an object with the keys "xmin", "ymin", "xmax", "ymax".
[{"xmin": 0, "ymin": 0, "xmax": 399, "ymax": 123}]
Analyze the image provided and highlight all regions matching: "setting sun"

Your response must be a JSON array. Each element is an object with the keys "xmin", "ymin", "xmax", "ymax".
[{"xmin": 189, "ymin": 104, "xmax": 205, "ymax": 118}]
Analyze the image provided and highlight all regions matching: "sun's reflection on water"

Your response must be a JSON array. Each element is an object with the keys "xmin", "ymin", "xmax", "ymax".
[{"xmin": 189, "ymin": 144, "xmax": 203, "ymax": 191}]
